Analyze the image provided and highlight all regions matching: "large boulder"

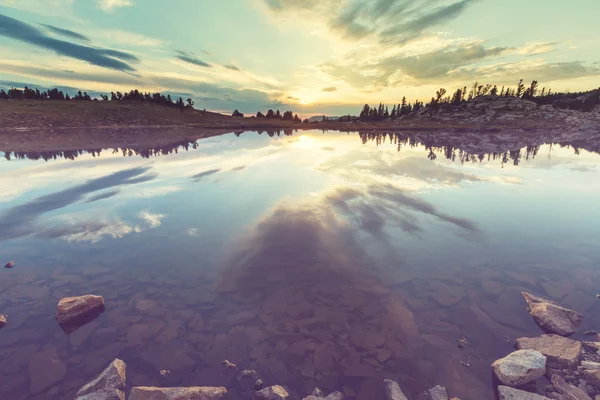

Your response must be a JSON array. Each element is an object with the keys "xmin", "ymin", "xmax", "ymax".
[
  {"xmin": 550, "ymin": 375, "xmax": 592, "ymax": 400},
  {"xmin": 515, "ymin": 335, "xmax": 581, "ymax": 369},
  {"xmin": 497, "ymin": 386, "xmax": 551, "ymax": 399},
  {"xmin": 582, "ymin": 369, "xmax": 600, "ymax": 389},
  {"xmin": 383, "ymin": 380, "xmax": 408, "ymax": 400},
  {"xmin": 129, "ymin": 386, "xmax": 227, "ymax": 400},
  {"xmin": 75, "ymin": 359, "xmax": 126, "ymax": 400},
  {"xmin": 492, "ymin": 350, "xmax": 547, "ymax": 387},
  {"xmin": 253, "ymin": 385, "xmax": 289, "ymax": 400},
  {"xmin": 522, "ymin": 292, "xmax": 583, "ymax": 336},
  {"xmin": 57, "ymin": 295, "xmax": 105, "ymax": 325},
  {"xmin": 428, "ymin": 385, "xmax": 449, "ymax": 400}
]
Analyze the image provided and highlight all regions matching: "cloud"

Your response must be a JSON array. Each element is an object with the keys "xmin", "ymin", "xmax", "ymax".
[
  {"xmin": 176, "ymin": 50, "xmax": 212, "ymax": 68},
  {"xmin": 322, "ymin": 86, "xmax": 337, "ymax": 92},
  {"xmin": 191, "ymin": 168, "xmax": 221, "ymax": 181},
  {"xmin": 84, "ymin": 189, "xmax": 121, "ymax": 203},
  {"xmin": 0, "ymin": 13, "xmax": 138, "ymax": 72},
  {"xmin": 322, "ymin": 43, "xmax": 510, "ymax": 88},
  {"xmin": 187, "ymin": 228, "xmax": 200, "ymax": 236},
  {"xmin": 138, "ymin": 210, "xmax": 165, "ymax": 228},
  {"xmin": 518, "ymin": 42, "xmax": 559, "ymax": 56},
  {"xmin": 41, "ymin": 24, "xmax": 90, "ymax": 42},
  {"xmin": 97, "ymin": 0, "xmax": 134, "ymax": 12},
  {"xmin": 0, "ymin": 63, "xmax": 142, "ymax": 86},
  {"xmin": 0, "ymin": 166, "xmax": 156, "ymax": 241},
  {"xmin": 39, "ymin": 218, "xmax": 141, "ymax": 243},
  {"xmin": 224, "ymin": 64, "xmax": 241, "ymax": 71}
]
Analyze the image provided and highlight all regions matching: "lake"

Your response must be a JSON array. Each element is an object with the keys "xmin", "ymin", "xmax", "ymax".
[{"xmin": 1, "ymin": 129, "xmax": 600, "ymax": 400}]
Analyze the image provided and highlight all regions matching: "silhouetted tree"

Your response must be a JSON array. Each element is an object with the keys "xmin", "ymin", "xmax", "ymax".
[{"xmin": 232, "ymin": 110, "xmax": 244, "ymax": 117}]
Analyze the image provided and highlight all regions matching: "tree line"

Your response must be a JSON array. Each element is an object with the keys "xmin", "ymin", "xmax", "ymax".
[
  {"xmin": 359, "ymin": 79, "xmax": 600, "ymax": 118},
  {"xmin": 0, "ymin": 87, "xmax": 194, "ymax": 110},
  {"xmin": 232, "ymin": 109, "xmax": 303, "ymax": 123}
]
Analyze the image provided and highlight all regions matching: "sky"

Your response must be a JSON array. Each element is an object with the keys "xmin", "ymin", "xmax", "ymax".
[{"xmin": 0, "ymin": 0, "xmax": 599, "ymax": 116}]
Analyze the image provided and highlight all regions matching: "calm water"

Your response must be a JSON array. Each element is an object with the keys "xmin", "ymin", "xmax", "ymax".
[{"xmin": 1, "ymin": 130, "xmax": 600, "ymax": 400}]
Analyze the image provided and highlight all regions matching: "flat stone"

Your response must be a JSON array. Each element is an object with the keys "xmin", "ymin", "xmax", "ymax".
[
  {"xmin": 492, "ymin": 350, "xmax": 547, "ymax": 387},
  {"xmin": 551, "ymin": 374, "xmax": 592, "ymax": 400},
  {"xmin": 129, "ymin": 386, "xmax": 227, "ymax": 400},
  {"xmin": 482, "ymin": 279, "xmax": 505, "ymax": 295},
  {"xmin": 314, "ymin": 343, "xmax": 335, "ymax": 371},
  {"xmin": 582, "ymin": 342, "xmax": 600, "ymax": 352},
  {"xmin": 497, "ymin": 386, "xmax": 551, "ymax": 399},
  {"xmin": 57, "ymin": 295, "xmax": 105, "ymax": 325},
  {"xmin": 75, "ymin": 359, "xmax": 126, "ymax": 399},
  {"xmin": 515, "ymin": 334, "xmax": 581, "ymax": 369},
  {"xmin": 253, "ymin": 385, "xmax": 289, "ymax": 400},
  {"xmin": 582, "ymin": 361, "xmax": 600, "ymax": 370},
  {"xmin": 430, "ymin": 282, "xmax": 466, "ymax": 306},
  {"xmin": 29, "ymin": 348, "xmax": 67, "ymax": 394},
  {"xmin": 522, "ymin": 292, "xmax": 583, "ymax": 336},
  {"xmin": 429, "ymin": 385, "xmax": 449, "ymax": 400},
  {"xmin": 383, "ymin": 379, "xmax": 408, "ymax": 400}
]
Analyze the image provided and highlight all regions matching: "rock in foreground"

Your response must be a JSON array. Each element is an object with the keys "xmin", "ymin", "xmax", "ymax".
[
  {"xmin": 383, "ymin": 379, "xmax": 408, "ymax": 400},
  {"xmin": 492, "ymin": 350, "xmax": 547, "ymax": 387},
  {"xmin": 129, "ymin": 386, "xmax": 227, "ymax": 400},
  {"xmin": 550, "ymin": 375, "xmax": 592, "ymax": 400},
  {"xmin": 253, "ymin": 385, "xmax": 289, "ymax": 400},
  {"xmin": 515, "ymin": 334, "xmax": 581, "ymax": 369},
  {"xmin": 522, "ymin": 292, "xmax": 583, "ymax": 336},
  {"xmin": 57, "ymin": 295, "xmax": 105, "ymax": 325},
  {"xmin": 75, "ymin": 359, "xmax": 126, "ymax": 400},
  {"xmin": 497, "ymin": 386, "xmax": 551, "ymax": 399},
  {"xmin": 4, "ymin": 261, "xmax": 14, "ymax": 268}
]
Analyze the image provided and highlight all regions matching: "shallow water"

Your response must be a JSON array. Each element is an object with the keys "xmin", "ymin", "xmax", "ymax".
[{"xmin": 1, "ymin": 130, "xmax": 600, "ymax": 400}]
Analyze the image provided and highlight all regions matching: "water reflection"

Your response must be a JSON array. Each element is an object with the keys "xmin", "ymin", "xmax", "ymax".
[{"xmin": 0, "ymin": 130, "xmax": 599, "ymax": 400}]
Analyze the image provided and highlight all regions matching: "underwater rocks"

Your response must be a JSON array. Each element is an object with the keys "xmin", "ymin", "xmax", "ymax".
[
  {"xmin": 492, "ymin": 350, "xmax": 547, "ymax": 387},
  {"xmin": 522, "ymin": 292, "xmax": 583, "ymax": 336},
  {"xmin": 28, "ymin": 348, "xmax": 67, "ymax": 394},
  {"xmin": 129, "ymin": 386, "xmax": 228, "ymax": 400},
  {"xmin": 57, "ymin": 294, "xmax": 105, "ymax": 325},
  {"xmin": 75, "ymin": 358, "xmax": 126, "ymax": 400}
]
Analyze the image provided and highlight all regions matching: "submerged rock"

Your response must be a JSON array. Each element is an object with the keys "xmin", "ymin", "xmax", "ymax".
[
  {"xmin": 0, "ymin": 314, "xmax": 6, "ymax": 329},
  {"xmin": 428, "ymin": 385, "xmax": 449, "ymax": 400},
  {"xmin": 551, "ymin": 375, "xmax": 592, "ymax": 400},
  {"xmin": 253, "ymin": 385, "xmax": 289, "ymax": 400},
  {"xmin": 492, "ymin": 350, "xmax": 547, "ymax": 387},
  {"xmin": 4, "ymin": 261, "xmax": 14, "ymax": 268},
  {"xmin": 28, "ymin": 348, "xmax": 67, "ymax": 394},
  {"xmin": 75, "ymin": 358, "xmax": 126, "ymax": 400},
  {"xmin": 57, "ymin": 295, "xmax": 105, "ymax": 325},
  {"xmin": 515, "ymin": 334, "xmax": 582, "ymax": 369},
  {"xmin": 383, "ymin": 379, "xmax": 408, "ymax": 400},
  {"xmin": 236, "ymin": 370, "xmax": 259, "ymax": 392},
  {"xmin": 522, "ymin": 292, "xmax": 583, "ymax": 336},
  {"xmin": 497, "ymin": 386, "xmax": 551, "ymax": 399},
  {"xmin": 129, "ymin": 386, "xmax": 227, "ymax": 400}
]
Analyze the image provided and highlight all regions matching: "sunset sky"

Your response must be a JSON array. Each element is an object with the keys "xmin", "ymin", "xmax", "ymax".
[{"xmin": 1, "ymin": 0, "xmax": 599, "ymax": 116}]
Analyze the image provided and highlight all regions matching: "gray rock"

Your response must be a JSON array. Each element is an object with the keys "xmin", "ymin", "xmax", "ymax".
[
  {"xmin": 583, "ymin": 370, "xmax": 600, "ymax": 389},
  {"xmin": 253, "ymin": 385, "xmax": 289, "ymax": 400},
  {"xmin": 325, "ymin": 392, "xmax": 344, "ymax": 400},
  {"xmin": 497, "ymin": 386, "xmax": 551, "ymax": 399},
  {"xmin": 76, "ymin": 389, "xmax": 125, "ymax": 400},
  {"xmin": 522, "ymin": 292, "xmax": 583, "ymax": 336},
  {"xmin": 581, "ymin": 361, "xmax": 600, "ymax": 370},
  {"xmin": 492, "ymin": 350, "xmax": 547, "ymax": 387},
  {"xmin": 57, "ymin": 294, "xmax": 105, "ymax": 325},
  {"xmin": 515, "ymin": 335, "xmax": 582, "ymax": 369},
  {"xmin": 383, "ymin": 379, "xmax": 408, "ymax": 400},
  {"xmin": 429, "ymin": 385, "xmax": 449, "ymax": 400},
  {"xmin": 551, "ymin": 375, "xmax": 592, "ymax": 400},
  {"xmin": 75, "ymin": 359, "xmax": 126, "ymax": 400},
  {"xmin": 129, "ymin": 386, "xmax": 227, "ymax": 400}
]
